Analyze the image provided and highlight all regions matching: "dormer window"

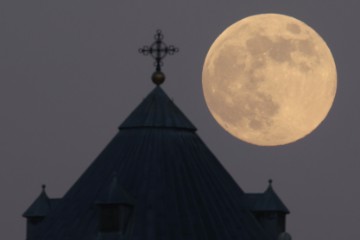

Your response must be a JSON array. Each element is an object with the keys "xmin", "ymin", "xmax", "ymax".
[
  {"xmin": 96, "ymin": 173, "xmax": 135, "ymax": 237},
  {"xmin": 98, "ymin": 203, "xmax": 134, "ymax": 233},
  {"xmin": 99, "ymin": 204, "xmax": 120, "ymax": 232}
]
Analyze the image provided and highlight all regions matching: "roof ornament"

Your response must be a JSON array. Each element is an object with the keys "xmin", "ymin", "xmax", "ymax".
[
  {"xmin": 139, "ymin": 30, "xmax": 179, "ymax": 85},
  {"xmin": 268, "ymin": 179, "xmax": 273, "ymax": 186}
]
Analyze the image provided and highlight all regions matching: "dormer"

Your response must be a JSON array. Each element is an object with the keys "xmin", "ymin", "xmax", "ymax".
[{"xmin": 96, "ymin": 174, "xmax": 135, "ymax": 239}]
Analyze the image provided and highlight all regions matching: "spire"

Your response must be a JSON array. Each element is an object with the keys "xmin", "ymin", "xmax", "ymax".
[
  {"xmin": 28, "ymin": 35, "xmax": 284, "ymax": 240},
  {"xmin": 139, "ymin": 30, "xmax": 179, "ymax": 85},
  {"xmin": 23, "ymin": 185, "xmax": 51, "ymax": 218}
]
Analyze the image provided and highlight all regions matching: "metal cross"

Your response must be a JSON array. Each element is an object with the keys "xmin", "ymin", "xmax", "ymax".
[{"xmin": 139, "ymin": 30, "xmax": 179, "ymax": 72}]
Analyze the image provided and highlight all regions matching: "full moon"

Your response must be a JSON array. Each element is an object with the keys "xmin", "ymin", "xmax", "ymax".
[{"xmin": 202, "ymin": 14, "xmax": 337, "ymax": 146}]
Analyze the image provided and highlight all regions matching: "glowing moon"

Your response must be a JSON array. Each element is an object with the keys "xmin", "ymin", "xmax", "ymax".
[{"xmin": 202, "ymin": 14, "xmax": 337, "ymax": 146}]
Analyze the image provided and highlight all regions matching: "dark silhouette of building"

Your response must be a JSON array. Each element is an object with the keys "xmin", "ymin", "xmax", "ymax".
[{"xmin": 23, "ymin": 31, "xmax": 291, "ymax": 240}]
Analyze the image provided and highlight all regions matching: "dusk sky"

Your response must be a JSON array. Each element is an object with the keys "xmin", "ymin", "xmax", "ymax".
[{"xmin": 1, "ymin": 0, "xmax": 359, "ymax": 239}]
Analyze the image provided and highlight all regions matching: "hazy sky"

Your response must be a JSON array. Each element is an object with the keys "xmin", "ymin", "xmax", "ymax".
[{"xmin": 1, "ymin": 0, "xmax": 359, "ymax": 239}]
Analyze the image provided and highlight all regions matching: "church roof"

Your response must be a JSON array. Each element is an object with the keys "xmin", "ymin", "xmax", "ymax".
[{"xmin": 34, "ymin": 86, "xmax": 273, "ymax": 240}]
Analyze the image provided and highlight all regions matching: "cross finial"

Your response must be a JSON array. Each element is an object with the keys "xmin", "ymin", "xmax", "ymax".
[{"xmin": 138, "ymin": 30, "xmax": 179, "ymax": 85}]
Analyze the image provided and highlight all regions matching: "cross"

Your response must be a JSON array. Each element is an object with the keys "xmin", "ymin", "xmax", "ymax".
[{"xmin": 139, "ymin": 30, "xmax": 179, "ymax": 73}]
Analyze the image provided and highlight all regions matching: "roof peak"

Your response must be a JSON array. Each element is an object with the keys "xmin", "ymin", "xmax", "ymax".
[
  {"xmin": 258, "ymin": 180, "xmax": 290, "ymax": 213},
  {"xmin": 241, "ymin": 180, "xmax": 289, "ymax": 214},
  {"xmin": 119, "ymin": 86, "xmax": 196, "ymax": 131},
  {"xmin": 23, "ymin": 185, "xmax": 51, "ymax": 218}
]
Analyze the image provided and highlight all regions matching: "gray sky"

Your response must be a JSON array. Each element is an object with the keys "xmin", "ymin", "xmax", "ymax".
[{"xmin": 1, "ymin": 0, "xmax": 359, "ymax": 239}]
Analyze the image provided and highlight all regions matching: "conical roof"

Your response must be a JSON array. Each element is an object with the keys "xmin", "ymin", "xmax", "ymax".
[
  {"xmin": 239, "ymin": 180, "xmax": 289, "ymax": 214},
  {"xmin": 253, "ymin": 180, "xmax": 290, "ymax": 214},
  {"xmin": 23, "ymin": 185, "xmax": 51, "ymax": 218},
  {"xmin": 36, "ymin": 86, "xmax": 272, "ymax": 240}
]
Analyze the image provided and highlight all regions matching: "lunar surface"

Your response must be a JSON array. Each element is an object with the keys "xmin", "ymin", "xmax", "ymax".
[{"xmin": 202, "ymin": 14, "xmax": 337, "ymax": 146}]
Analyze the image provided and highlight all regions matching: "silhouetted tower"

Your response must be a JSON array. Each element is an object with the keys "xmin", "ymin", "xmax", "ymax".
[
  {"xmin": 23, "ymin": 30, "xmax": 291, "ymax": 240},
  {"xmin": 23, "ymin": 185, "xmax": 59, "ymax": 240},
  {"xmin": 252, "ymin": 180, "xmax": 290, "ymax": 239}
]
